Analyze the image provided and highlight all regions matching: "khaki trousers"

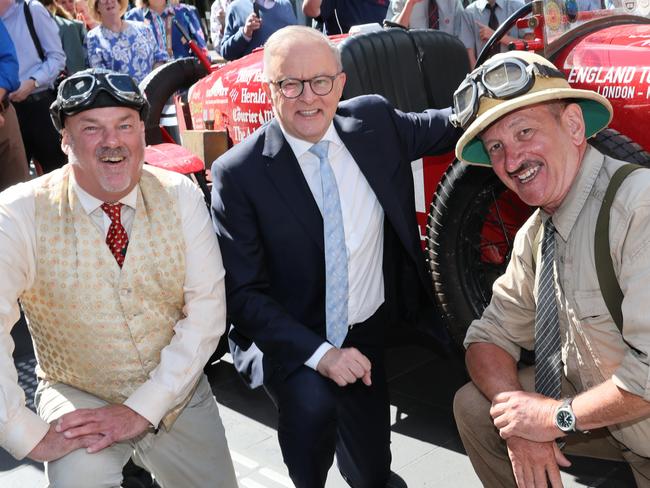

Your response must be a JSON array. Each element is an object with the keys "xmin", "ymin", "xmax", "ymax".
[
  {"xmin": 454, "ymin": 366, "xmax": 650, "ymax": 488},
  {"xmin": 0, "ymin": 103, "xmax": 29, "ymax": 192},
  {"xmin": 35, "ymin": 374, "xmax": 238, "ymax": 488}
]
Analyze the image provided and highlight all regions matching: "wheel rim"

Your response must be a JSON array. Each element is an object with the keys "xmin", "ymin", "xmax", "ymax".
[{"xmin": 457, "ymin": 182, "xmax": 532, "ymax": 318}]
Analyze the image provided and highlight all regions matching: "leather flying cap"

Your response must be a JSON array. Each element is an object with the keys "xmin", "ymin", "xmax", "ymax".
[{"xmin": 49, "ymin": 68, "xmax": 149, "ymax": 131}]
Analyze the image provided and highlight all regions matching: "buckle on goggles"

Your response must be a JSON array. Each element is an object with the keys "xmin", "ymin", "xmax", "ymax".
[
  {"xmin": 449, "ymin": 57, "xmax": 565, "ymax": 130},
  {"xmin": 57, "ymin": 71, "xmax": 145, "ymax": 112}
]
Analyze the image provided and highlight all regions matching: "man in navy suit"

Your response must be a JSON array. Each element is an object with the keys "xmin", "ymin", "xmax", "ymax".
[{"xmin": 211, "ymin": 25, "xmax": 459, "ymax": 488}]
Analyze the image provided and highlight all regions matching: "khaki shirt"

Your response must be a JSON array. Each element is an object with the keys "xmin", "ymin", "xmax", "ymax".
[{"xmin": 465, "ymin": 145, "xmax": 650, "ymax": 456}]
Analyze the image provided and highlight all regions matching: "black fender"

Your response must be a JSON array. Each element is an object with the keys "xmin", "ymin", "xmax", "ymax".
[{"xmin": 139, "ymin": 57, "xmax": 209, "ymax": 145}]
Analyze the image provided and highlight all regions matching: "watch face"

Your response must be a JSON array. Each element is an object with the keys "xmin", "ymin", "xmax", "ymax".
[{"xmin": 557, "ymin": 409, "xmax": 575, "ymax": 430}]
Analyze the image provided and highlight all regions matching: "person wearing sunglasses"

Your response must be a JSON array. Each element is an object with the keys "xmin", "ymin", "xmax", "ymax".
[
  {"xmin": 453, "ymin": 51, "xmax": 650, "ymax": 487},
  {"xmin": 211, "ymin": 25, "xmax": 460, "ymax": 488},
  {"xmin": 0, "ymin": 68, "xmax": 237, "ymax": 487}
]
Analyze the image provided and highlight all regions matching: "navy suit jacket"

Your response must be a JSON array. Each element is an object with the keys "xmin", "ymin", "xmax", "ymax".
[{"xmin": 211, "ymin": 95, "xmax": 459, "ymax": 384}]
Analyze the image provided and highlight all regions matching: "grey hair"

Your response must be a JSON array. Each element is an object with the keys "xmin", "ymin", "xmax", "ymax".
[{"xmin": 262, "ymin": 25, "xmax": 342, "ymax": 80}]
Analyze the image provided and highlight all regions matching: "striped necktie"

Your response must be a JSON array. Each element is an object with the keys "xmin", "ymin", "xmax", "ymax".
[{"xmin": 534, "ymin": 219, "xmax": 562, "ymax": 399}]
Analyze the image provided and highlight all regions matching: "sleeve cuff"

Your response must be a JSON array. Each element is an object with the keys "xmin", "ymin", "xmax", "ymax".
[
  {"xmin": 612, "ymin": 352, "xmax": 650, "ymax": 401},
  {"xmin": 464, "ymin": 320, "xmax": 522, "ymax": 362},
  {"xmin": 305, "ymin": 342, "xmax": 333, "ymax": 370},
  {"xmin": 124, "ymin": 381, "xmax": 176, "ymax": 428},
  {"xmin": 1, "ymin": 406, "xmax": 50, "ymax": 460}
]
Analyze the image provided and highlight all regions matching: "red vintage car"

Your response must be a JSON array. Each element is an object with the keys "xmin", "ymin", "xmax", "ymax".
[{"xmin": 142, "ymin": 0, "xmax": 650, "ymax": 349}]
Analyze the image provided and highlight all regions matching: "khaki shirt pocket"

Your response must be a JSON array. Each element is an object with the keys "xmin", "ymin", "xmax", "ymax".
[
  {"xmin": 571, "ymin": 289, "xmax": 627, "ymax": 377},
  {"xmin": 573, "ymin": 290, "xmax": 609, "ymax": 320}
]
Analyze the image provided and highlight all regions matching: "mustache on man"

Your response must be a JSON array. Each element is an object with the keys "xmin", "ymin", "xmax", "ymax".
[{"xmin": 507, "ymin": 159, "xmax": 541, "ymax": 178}]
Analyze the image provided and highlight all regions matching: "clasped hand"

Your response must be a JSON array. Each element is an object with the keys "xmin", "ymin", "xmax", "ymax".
[
  {"xmin": 28, "ymin": 404, "xmax": 151, "ymax": 462},
  {"xmin": 492, "ymin": 392, "xmax": 572, "ymax": 487},
  {"xmin": 8, "ymin": 79, "xmax": 36, "ymax": 103},
  {"xmin": 507, "ymin": 436, "xmax": 571, "ymax": 488},
  {"xmin": 317, "ymin": 347, "xmax": 372, "ymax": 387},
  {"xmin": 55, "ymin": 404, "xmax": 151, "ymax": 453},
  {"xmin": 490, "ymin": 390, "xmax": 563, "ymax": 442}
]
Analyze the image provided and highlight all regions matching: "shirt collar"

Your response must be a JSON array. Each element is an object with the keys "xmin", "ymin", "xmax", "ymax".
[
  {"xmin": 143, "ymin": 4, "xmax": 173, "ymax": 17},
  {"xmin": 546, "ymin": 145, "xmax": 603, "ymax": 241},
  {"xmin": 71, "ymin": 172, "xmax": 138, "ymax": 216},
  {"xmin": 279, "ymin": 122, "xmax": 343, "ymax": 161},
  {"xmin": 477, "ymin": 0, "xmax": 502, "ymax": 11}
]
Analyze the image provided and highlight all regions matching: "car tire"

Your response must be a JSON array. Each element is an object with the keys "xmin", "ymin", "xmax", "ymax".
[{"xmin": 140, "ymin": 57, "xmax": 209, "ymax": 145}]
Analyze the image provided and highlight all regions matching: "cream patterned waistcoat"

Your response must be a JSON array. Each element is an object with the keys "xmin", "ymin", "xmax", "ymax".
[{"xmin": 21, "ymin": 165, "xmax": 190, "ymax": 428}]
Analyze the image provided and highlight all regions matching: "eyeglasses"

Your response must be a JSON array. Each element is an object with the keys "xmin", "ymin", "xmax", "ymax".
[
  {"xmin": 57, "ymin": 71, "xmax": 145, "ymax": 111},
  {"xmin": 450, "ymin": 57, "xmax": 566, "ymax": 129},
  {"xmin": 269, "ymin": 73, "xmax": 342, "ymax": 99}
]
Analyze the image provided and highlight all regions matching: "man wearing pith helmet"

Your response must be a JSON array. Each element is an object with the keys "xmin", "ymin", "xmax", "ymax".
[
  {"xmin": 452, "ymin": 50, "xmax": 650, "ymax": 487},
  {"xmin": 0, "ymin": 68, "xmax": 237, "ymax": 487}
]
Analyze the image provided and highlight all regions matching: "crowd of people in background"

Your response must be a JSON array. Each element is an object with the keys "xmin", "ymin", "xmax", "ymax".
[
  {"xmin": 0, "ymin": 0, "xmax": 529, "ymax": 187},
  {"xmin": 3, "ymin": 1, "xmax": 648, "ymax": 487}
]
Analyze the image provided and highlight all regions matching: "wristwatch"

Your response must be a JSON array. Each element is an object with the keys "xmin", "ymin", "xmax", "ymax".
[
  {"xmin": 29, "ymin": 76, "xmax": 39, "ymax": 88},
  {"xmin": 554, "ymin": 398, "xmax": 577, "ymax": 433}
]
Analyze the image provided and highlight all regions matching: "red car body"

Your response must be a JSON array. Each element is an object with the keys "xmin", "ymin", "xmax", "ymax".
[{"xmin": 148, "ymin": 1, "xmax": 650, "ymax": 342}]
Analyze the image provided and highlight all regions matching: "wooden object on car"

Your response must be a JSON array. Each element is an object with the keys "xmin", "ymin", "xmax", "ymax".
[{"xmin": 181, "ymin": 129, "xmax": 229, "ymax": 168}]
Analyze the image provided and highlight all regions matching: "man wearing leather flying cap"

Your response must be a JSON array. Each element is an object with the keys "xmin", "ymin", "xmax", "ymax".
[
  {"xmin": 453, "ymin": 51, "xmax": 650, "ymax": 487},
  {"xmin": 0, "ymin": 68, "xmax": 237, "ymax": 487}
]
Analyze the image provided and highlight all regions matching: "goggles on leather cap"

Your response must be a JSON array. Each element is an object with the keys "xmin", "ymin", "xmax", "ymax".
[{"xmin": 50, "ymin": 68, "xmax": 149, "ymax": 131}]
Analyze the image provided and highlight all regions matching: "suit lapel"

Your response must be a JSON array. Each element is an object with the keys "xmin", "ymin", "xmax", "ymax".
[
  {"xmin": 263, "ymin": 120, "xmax": 324, "ymax": 251},
  {"xmin": 334, "ymin": 114, "xmax": 420, "ymax": 260}
]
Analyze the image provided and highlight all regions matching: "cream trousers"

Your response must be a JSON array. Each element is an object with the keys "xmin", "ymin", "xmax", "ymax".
[{"xmin": 35, "ymin": 374, "xmax": 237, "ymax": 488}]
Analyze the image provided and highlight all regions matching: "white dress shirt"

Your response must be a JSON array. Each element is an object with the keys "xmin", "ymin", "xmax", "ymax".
[
  {"xmin": 0, "ymin": 169, "xmax": 227, "ymax": 459},
  {"xmin": 281, "ymin": 123, "xmax": 385, "ymax": 368}
]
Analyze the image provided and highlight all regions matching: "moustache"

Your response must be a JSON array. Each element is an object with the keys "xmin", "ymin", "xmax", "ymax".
[
  {"xmin": 507, "ymin": 160, "xmax": 541, "ymax": 178},
  {"xmin": 96, "ymin": 147, "xmax": 129, "ymax": 159}
]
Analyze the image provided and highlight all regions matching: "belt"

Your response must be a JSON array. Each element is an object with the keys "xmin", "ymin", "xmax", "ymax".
[
  {"xmin": 0, "ymin": 97, "xmax": 9, "ymax": 114},
  {"xmin": 24, "ymin": 89, "xmax": 54, "ymax": 104}
]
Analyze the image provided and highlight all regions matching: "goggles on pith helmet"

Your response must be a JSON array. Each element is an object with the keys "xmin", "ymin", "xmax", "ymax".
[{"xmin": 453, "ymin": 51, "xmax": 613, "ymax": 166}]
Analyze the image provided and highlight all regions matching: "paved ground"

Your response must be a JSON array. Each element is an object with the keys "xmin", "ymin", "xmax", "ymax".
[{"xmin": 1, "ymin": 324, "xmax": 636, "ymax": 488}]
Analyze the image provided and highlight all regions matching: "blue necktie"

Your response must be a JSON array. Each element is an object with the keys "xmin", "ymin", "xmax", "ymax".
[{"xmin": 309, "ymin": 141, "xmax": 349, "ymax": 348}]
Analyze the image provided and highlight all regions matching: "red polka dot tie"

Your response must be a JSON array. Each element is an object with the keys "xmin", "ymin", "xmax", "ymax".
[{"xmin": 101, "ymin": 202, "xmax": 129, "ymax": 267}]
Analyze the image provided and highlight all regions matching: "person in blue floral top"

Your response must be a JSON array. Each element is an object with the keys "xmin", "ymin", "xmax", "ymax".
[
  {"xmin": 85, "ymin": 0, "xmax": 168, "ymax": 83},
  {"xmin": 125, "ymin": 0, "xmax": 208, "ymax": 60}
]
